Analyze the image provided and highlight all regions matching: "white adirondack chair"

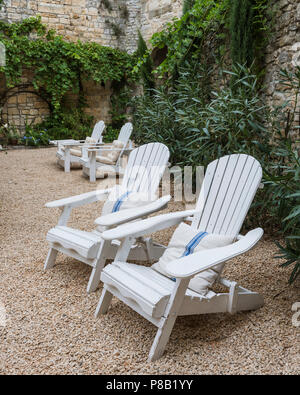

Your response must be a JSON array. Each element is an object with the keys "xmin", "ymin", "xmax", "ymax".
[
  {"xmin": 55, "ymin": 120, "xmax": 105, "ymax": 172},
  {"xmin": 95, "ymin": 154, "xmax": 264, "ymax": 361},
  {"xmin": 44, "ymin": 143, "xmax": 170, "ymax": 293},
  {"xmin": 80, "ymin": 122, "xmax": 133, "ymax": 182}
]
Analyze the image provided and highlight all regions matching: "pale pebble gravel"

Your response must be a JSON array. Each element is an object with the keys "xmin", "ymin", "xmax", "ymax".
[{"xmin": 0, "ymin": 147, "xmax": 299, "ymax": 375}]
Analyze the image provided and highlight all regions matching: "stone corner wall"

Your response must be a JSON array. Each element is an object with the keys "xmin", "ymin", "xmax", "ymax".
[{"xmin": 264, "ymin": 0, "xmax": 300, "ymax": 111}]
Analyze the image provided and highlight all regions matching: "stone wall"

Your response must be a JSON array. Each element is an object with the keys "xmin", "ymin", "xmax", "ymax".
[
  {"xmin": 0, "ymin": 71, "xmax": 50, "ymax": 132},
  {"xmin": 264, "ymin": 0, "xmax": 300, "ymax": 113},
  {"xmin": 0, "ymin": 0, "xmax": 299, "ymax": 134},
  {"xmin": 0, "ymin": 0, "xmax": 140, "ymax": 51},
  {"xmin": 0, "ymin": 0, "xmax": 183, "ymax": 50},
  {"xmin": 140, "ymin": 0, "xmax": 182, "ymax": 42},
  {"xmin": 0, "ymin": 0, "xmax": 144, "ymax": 131}
]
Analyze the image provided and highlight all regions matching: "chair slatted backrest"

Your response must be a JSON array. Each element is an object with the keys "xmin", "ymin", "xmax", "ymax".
[
  {"xmin": 122, "ymin": 143, "xmax": 170, "ymax": 196},
  {"xmin": 91, "ymin": 120, "xmax": 105, "ymax": 143},
  {"xmin": 192, "ymin": 154, "xmax": 262, "ymax": 238},
  {"xmin": 117, "ymin": 122, "xmax": 133, "ymax": 145}
]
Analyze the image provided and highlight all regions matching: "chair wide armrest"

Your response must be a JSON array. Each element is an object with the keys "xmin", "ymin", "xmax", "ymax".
[
  {"xmin": 101, "ymin": 209, "xmax": 197, "ymax": 240},
  {"xmin": 45, "ymin": 188, "xmax": 112, "ymax": 209},
  {"xmin": 165, "ymin": 228, "xmax": 264, "ymax": 279},
  {"xmin": 95, "ymin": 195, "xmax": 171, "ymax": 228}
]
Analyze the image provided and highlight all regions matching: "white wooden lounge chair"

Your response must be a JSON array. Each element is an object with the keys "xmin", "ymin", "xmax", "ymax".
[
  {"xmin": 96, "ymin": 154, "xmax": 264, "ymax": 361},
  {"xmin": 79, "ymin": 122, "xmax": 133, "ymax": 182},
  {"xmin": 44, "ymin": 143, "xmax": 170, "ymax": 293},
  {"xmin": 55, "ymin": 120, "xmax": 105, "ymax": 172}
]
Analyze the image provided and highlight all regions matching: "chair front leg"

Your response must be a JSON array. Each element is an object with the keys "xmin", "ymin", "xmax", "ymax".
[
  {"xmin": 94, "ymin": 236, "xmax": 136, "ymax": 314},
  {"xmin": 64, "ymin": 147, "xmax": 71, "ymax": 173},
  {"xmin": 90, "ymin": 151, "xmax": 97, "ymax": 182},
  {"xmin": 87, "ymin": 241, "xmax": 110, "ymax": 293},
  {"xmin": 95, "ymin": 286, "xmax": 113, "ymax": 316},
  {"xmin": 87, "ymin": 259, "xmax": 105, "ymax": 293},
  {"xmin": 149, "ymin": 278, "xmax": 190, "ymax": 362},
  {"xmin": 44, "ymin": 248, "xmax": 58, "ymax": 270}
]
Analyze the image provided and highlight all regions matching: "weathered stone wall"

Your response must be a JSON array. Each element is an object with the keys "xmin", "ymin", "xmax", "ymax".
[
  {"xmin": 264, "ymin": 0, "xmax": 300, "ymax": 113},
  {"xmin": 140, "ymin": 0, "xmax": 182, "ymax": 42},
  {"xmin": 0, "ymin": 0, "xmax": 140, "ymax": 51},
  {"xmin": 0, "ymin": 71, "xmax": 50, "ymax": 132},
  {"xmin": 0, "ymin": 0, "xmax": 143, "ymax": 131},
  {"xmin": 0, "ymin": 0, "xmax": 299, "ymax": 134}
]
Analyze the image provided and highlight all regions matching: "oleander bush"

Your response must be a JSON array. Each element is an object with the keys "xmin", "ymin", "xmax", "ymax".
[
  {"xmin": 132, "ymin": 0, "xmax": 299, "ymax": 284},
  {"xmin": 261, "ymin": 68, "xmax": 300, "ymax": 284},
  {"xmin": 132, "ymin": 62, "xmax": 300, "ymax": 284},
  {"xmin": 132, "ymin": 63, "xmax": 271, "ymax": 167}
]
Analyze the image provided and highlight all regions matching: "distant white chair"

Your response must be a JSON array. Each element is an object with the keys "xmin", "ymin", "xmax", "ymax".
[
  {"xmin": 79, "ymin": 122, "xmax": 133, "ymax": 182},
  {"xmin": 55, "ymin": 120, "xmax": 105, "ymax": 172},
  {"xmin": 96, "ymin": 154, "xmax": 264, "ymax": 361},
  {"xmin": 44, "ymin": 143, "xmax": 170, "ymax": 293}
]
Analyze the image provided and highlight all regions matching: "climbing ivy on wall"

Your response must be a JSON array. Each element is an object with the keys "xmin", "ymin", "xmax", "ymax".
[
  {"xmin": 135, "ymin": 0, "xmax": 273, "ymax": 81},
  {"xmin": 149, "ymin": 0, "xmax": 230, "ymax": 78},
  {"xmin": 0, "ymin": 16, "xmax": 137, "ymax": 117}
]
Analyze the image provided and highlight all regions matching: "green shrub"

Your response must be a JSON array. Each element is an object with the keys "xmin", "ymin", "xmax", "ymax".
[
  {"xmin": 229, "ymin": 0, "xmax": 273, "ymax": 73},
  {"xmin": 38, "ymin": 108, "xmax": 94, "ymax": 141},
  {"xmin": 132, "ymin": 62, "xmax": 300, "ymax": 284},
  {"xmin": 260, "ymin": 67, "xmax": 300, "ymax": 284},
  {"xmin": 110, "ymin": 84, "xmax": 131, "ymax": 130},
  {"xmin": 183, "ymin": 0, "xmax": 196, "ymax": 15},
  {"xmin": 270, "ymin": 137, "xmax": 300, "ymax": 284},
  {"xmin": 229, "ymin": 0, "xmax": 254, "ymax": 67},
  {"xmin": 132, "ymin": 63, "xmax": 270, "ymax": 167},
  {"xmin": 103, "ymin": 125, "xmax": 119, "ymax": 143},
  {"xmin": 22, "ymin": 126, "xmax": 51, "ymax": 146},
  {"xmin": 0, "ymin": 123, "xmax": 20, "ymax": 145},
  {"xmin": 136, "ymin": 31, "xmax": 154, "ymax": 91}
]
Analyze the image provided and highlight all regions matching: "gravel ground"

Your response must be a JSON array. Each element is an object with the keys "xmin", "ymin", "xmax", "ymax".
[{"xmin": 0, "ymin": 147, "xmax": 299, "ymax": 375}]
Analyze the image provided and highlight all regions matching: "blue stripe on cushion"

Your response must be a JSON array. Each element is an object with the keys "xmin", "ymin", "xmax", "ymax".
[
  {"xmin": 181, "ymin": 231, "xmax": 208, "ymax": 257},
  {"xmin": 112, "ymin": 191, "xmax": 132, "ymax": 213},
  {"xmin": 169, "ymin": 231, "xmax": 208, "ymax": 283}
]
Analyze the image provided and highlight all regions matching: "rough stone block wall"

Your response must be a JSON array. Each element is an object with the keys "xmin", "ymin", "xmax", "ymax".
[
  {"xmin": 0, "ymin": 0, "xmax": 141, "ymax": 51},
  {"xmin": 0, "ymin": 0, "xmax": 142, "ymax": 132},
  {"xmin": 0, "ymin": 0, "xmax": 299, "ymax": 134},
  {"xmin": 63, "ymin": 79, "xmax": 112, "ymax": 121},
  {"xmin": 140, "ymin": 0, "xmax": 182, "ymax": 42},
  {"xmin": 0, "ymin": 71, "xmax": 50, "ymax": 133},
  {"xmin": 264, "ymin": 0, "xmax": 300, "ymax": 112}
]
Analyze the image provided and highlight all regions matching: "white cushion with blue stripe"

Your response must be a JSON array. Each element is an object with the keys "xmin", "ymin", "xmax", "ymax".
[
  {"xmin": 152, "ymin": 222, "xmax": 233, "ymax": 295},
  {"xmin": 100, "ymin": 185, "xmax": 157, "ymax": 226}
]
